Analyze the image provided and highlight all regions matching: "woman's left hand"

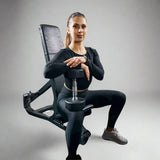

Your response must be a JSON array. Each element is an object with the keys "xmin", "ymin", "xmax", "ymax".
[{"xmin": 64, "ymin": 56, "xmax": 86, "ymax": 68}]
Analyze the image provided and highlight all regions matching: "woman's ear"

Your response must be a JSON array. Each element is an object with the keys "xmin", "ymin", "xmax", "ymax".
[{"xmin": 67, "ymin": 27, "xmax": 70, "ymax": 34}]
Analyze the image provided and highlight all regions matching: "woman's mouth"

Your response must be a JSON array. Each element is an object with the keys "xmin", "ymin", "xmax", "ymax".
[{"xmin": 77, "ymin": 35, "xmax": 83, "ymax": 38}]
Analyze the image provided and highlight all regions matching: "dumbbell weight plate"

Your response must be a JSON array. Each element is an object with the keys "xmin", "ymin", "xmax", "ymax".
[{"xmin": 65, "ymin": 97, "xmax": 85, "ymax": 111}]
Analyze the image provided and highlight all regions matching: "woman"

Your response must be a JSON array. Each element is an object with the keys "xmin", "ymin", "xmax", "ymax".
[{"xmin": 44, "ymin": 12, "xmax": 128, "ymax": 160}]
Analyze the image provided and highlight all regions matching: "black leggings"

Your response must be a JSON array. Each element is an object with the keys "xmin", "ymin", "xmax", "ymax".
[{"xmin": 57, "ymin": 87, "xmax": 126, "ymax": 156}]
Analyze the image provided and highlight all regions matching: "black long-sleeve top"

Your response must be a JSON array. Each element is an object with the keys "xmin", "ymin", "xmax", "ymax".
[{"xmin": 44, "ymin": 47, "xmax": 104, "ymax": 90}]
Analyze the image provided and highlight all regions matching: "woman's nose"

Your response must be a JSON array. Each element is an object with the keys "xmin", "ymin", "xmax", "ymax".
[{"xmin": 78, "ymin": 28, "xmax": 83, "ymax": 32}]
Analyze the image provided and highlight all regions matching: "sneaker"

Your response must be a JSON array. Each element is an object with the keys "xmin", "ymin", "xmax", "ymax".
[
  {"xmin": 102, "ymin": 128, "xmax": 128, "ymax": 145},
  {"xmin": 66, "ymin": 154, "xmax": 81, "ymax": 160}
]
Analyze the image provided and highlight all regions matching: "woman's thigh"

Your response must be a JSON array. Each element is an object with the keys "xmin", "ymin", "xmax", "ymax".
[{"xmin": 85, "ymin": 90, "xmax": 126, "ymax": 108}]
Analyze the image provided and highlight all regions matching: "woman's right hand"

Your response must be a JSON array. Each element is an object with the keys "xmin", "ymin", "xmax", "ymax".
[{"xmin": 81, "ymin": 64, "xmax": 90, "ymax": 81}]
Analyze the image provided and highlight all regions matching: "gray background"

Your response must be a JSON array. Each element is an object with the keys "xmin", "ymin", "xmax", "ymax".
[{"xmin": 0, "ymin": 0, "xmax": 160, "ymax": 160}]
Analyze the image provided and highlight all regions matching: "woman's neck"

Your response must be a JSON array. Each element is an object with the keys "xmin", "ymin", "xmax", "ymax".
[{"xmin": 69, "ymin": 42, "xmax": 86, "ymax": 55}]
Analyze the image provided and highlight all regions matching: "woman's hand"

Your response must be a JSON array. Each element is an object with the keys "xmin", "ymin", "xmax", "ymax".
[
  {"xmin": 64, "ymin": 56, "xmax": 86, "ymax": 68},
  {"xmin": 81, "ymin": 63, "xmax": 90, "ymax": 81}
]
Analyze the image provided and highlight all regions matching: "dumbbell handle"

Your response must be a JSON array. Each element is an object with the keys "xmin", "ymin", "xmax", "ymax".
[
  {"xmin": 65, "ymin": 69, "xmax": 86, "ymax": 111},
  {"xmin": 72, "ymin": 78, "xmax": 78, "ymax": 101}
]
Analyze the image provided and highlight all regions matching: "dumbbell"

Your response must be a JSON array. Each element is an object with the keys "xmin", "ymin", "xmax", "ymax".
[{"xmin": 65, "ymin": 69, "xmax": 86, "ymax": 112}]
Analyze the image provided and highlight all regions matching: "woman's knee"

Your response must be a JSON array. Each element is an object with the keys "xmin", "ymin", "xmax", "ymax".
[
  {"xmin": 113, "ymin": 91, "xmax": 126, "ymax": 105},
  {"xmin": 69, "ymin": 111, "xmax": 84, "ymax": 123}
]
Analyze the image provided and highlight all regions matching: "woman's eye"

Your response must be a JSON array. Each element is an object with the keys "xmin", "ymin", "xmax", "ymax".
[
  {"xmin": 73, "ymin": 25, "xmax": 78, "ymax": 28},
  {"xmin": 82, "ymin": 25, "xmax": 86, "ymax": 28},
  {"xmin": 73, "ymin": 24, "xmax": 86, "ymax": 29}
]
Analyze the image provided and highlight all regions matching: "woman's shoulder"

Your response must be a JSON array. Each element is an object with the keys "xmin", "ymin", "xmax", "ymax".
[
  {"xmin": 60, "ymin": 47, "xmax": 74, "ymax": 55},
  {"xmin": 51, "ymin": 48, "xmax": 70, "ymax": 61},
  {"xmin": 56, "ymin": 48, "xmax": 71, "ymax": 56},
  {"xmin": 58, "ymin": 48, "xmax": 67, "ymax": 53},
  {"xmin": 85, "ymin": 46, "xmax": 95, "ymax": 50},
  {"xmin": 85, "ymin": 46, "xmax": 99, "ymax": 56}
]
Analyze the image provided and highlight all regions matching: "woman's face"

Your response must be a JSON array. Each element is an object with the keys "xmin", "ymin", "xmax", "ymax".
[{"xmin": 67, "ymin": 16, "xmax": 87, "ymax": 43}]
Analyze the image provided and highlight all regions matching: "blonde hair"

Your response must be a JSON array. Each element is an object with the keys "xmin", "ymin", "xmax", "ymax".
[{"xmin": 64, "ymin": 12, "xmax": 86, "ymax": 48}]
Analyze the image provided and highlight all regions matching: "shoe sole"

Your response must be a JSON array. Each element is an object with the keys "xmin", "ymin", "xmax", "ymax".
[{"xmin": 102, "ymin": 135, "xmax": 128, "ymax": 145}]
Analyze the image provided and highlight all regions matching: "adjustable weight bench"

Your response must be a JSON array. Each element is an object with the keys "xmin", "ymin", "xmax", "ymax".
[{"xmin": 23, "ymin": 24, "xmax": 93, "ymax": 140}]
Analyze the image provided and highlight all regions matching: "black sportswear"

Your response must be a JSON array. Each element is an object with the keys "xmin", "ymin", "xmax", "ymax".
[{"xmin": 44, "ymin": 47, "xmax": 104, "ymax": 90}]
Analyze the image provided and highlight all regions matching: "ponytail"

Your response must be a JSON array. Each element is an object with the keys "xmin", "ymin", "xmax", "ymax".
[{"xmin": 64, "ymin": 32, "xmax": 71, "ymax": 48}]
